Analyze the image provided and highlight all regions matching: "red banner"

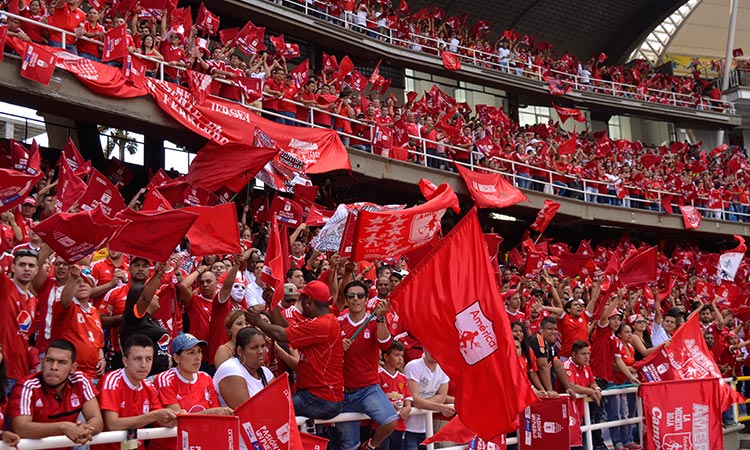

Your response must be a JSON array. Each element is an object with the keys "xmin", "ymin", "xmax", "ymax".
[
  {"xmin": 518, "ymin": 397, "xmax": 569, "ymax": 450},
  {"xmin": 184, "ymin": 203, "xmax": 241, "ymax": 256},
  {"xmin": 391, "ymin": 208, "xmax": 537, "ymax": 439},
  {"xmin": 261, "ymin": 216, "xmax": 284, "ymax": 308},
  {"xmin": 639, "ymin": 379, "xmax": 723, "ymax": 450},
  {"xmin": 196, "ymin": 2, "xmax": 220, "ymax": 35},
  {"xmin": 270, "ymin": 196, "xmax": 304, "ymax": 226},
  {"xmin": 620, "ymin": 246, "xmax": 657, "ymax": 287},
  {"xmin": 109, "ymin": 208, "xmax": 199, "ymax": 262},
  {"xmin": 235, "ymin": 375, "xmax": 302, "ymax": 450},
  {"xmin": 305, "ymin": 203, "xmax": 335, "ymax": 226},
  {"xmin": 0, "ymin": 143, "xmax": 43, "ymax": 213},
  {"xmin": 455, "ymin": 164, "xmax": 528, "ymax": 209},
  {"xmin": 33, "ymin": 207, "xmax": 127, "ymax": 262},
  {"xmin": 679, "ymin": 205, "xmax": 702, "ymax": 229},
  {"xmin": 177, "ymin": 415, "xmax": 240, "ymax": 450},
  {"xmin": 76, "ymin": 169, "xmax": 127, "ymax": 218},
  {"xmin": 55, "ymin": 155, "xmax": 86, "ymax": 212},
  {"xmin": 20, "ymin": 42, "xmax": 57, "ymax": 85},
  {"xmin": 352, "ymin": 183, "xmax": 459, "ymax": 261},
  {"xmin": 103, "ymin": 24, "xmax": 128, "ymax": 62},
  {"xmin": 551, "ymin": 103, "xmax": 585, "ymax": 123},
  {"xmin": 186, "ymin": 132, "xmax": 280, "ymax": 192},
  {"xmin": 530, "ymin": 200, "xmax": 560, "ymax": 234},
  {"xmin": 441, "ymin": 51, "xmax": 462, "ymax": 70},
  {"xmin": 156, "ymin": 181, "xmax": 216, "ymax": 208}
]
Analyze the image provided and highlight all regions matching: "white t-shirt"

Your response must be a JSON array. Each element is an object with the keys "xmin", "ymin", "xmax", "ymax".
[
  {"xmin": 213, "ymin": 357, "xmax": 274, "ymax": 407},
  {"xmin": 448, "ymin": 38, "xmax": 459, "ymax": 53},
  {"xmin": 651, "ymin": 322, "xmax": 670, "ymax": 347},
  {"xmin": 497, "ymin": 47, "xmax": 510, "ymax": 61},
  {"xmin": 404, "ymin": 357, "xmax": 449, "ymax": 433}
]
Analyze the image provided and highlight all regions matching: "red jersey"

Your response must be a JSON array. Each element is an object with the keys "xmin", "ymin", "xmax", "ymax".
[
  {"xmin": 47, "ymin": 3, "xmax": 85, "ymax": 43},
  {"xmin": 505, "ymin": 308, "xmax": 526, "ymax": 323},
  {"xmin": 557, "ymin": 312, "xmax": 591, "ymax": 357},
  {"xmin": 96, "ymin": 369, "xmax": 162, "ymax": 450},
  {"xmin": 207, "ymin": 295, "xmax": 247, "ymax": 366},
  {"xmin": 0, "ymin": 273, "xmax": 37, "ymax": 380},
  {"xmin": 9, "ymin": 371, "xmax": 97, "ymax": 450},
  {"xmin": 562, "ymin": 359, "xmax": 594, "ymax": 411},
  {"xmin": 77, "ymin": 21, "xmax": 104, "ymax": 56},
  {"xmin": 367, "ymin": 297, "xmax": 404, "ymax": 336},
  {"xmin": 378, "ymin": 367, "xmax": 412, "ymax": 431},
  {"xmin": 91, "ymin": 258, "xmax": 128, "ymax": 305},
  {"xmin": 283, "ymin": 305, "xmax": 306, "ymax": 327},
  {"xmin": 98, "ymin": 283, "xmax": 131, "ymax": 353},
  {"xmin": 186, "ymin": 292, "xmax": 215, "ymax": 342},
  {"xmin": 286, "ymin": 313, "xmax": 344, "ymax": 402},
  {"xmin": 0, "ymin": 223, "xmax": 15, "ymax": 253},
  {"xmin": 589, "ymin": 324, "xmax": 621, "ymax": 382},
  {"xmin": 34, "ymin": 277, "xmax": 64, "ymax": 354},
  {"xmin": 612, "ymin": 341, "xmax": 635, "ymax": 384},
  {"xmin": 150, "ymin": 368, "xmax": 219, "ymax": 450},
  {"xmin": 158, "ymin": 42, "xmax": 186, "ymax": 81},
  {"xmin": 263, "ymin": 78, "xmax": 284, "ymax": 110},
  {"xmin": 52, "ymin": 299, "xmax": 104, "ymax": 379},
  {"xmin": 338, "ymin": 313, "xmax": 391, "ymax": 389}
]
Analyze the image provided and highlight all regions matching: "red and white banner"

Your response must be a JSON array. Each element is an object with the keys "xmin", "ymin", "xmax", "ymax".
[
  {"xmin": 455, "ymin": 163, "xmax": 528, "ymax": 209},
  {"xmin": 0, "ymin": 141, "xmax": 43, "ymax": 213},
  {"xmin": 352, "ymin": 183, "xmax": 459, "ymax": 261},
  {"xmin": 177, "ymin": 415, "xmax": 240, "ymax": 450},
  {"xmin": 530, "ymin": 200, "xmax": 560, "ymax": 234},
  {"xmin": 184, "ymin": 203, "xmax": 241, "ymax": 256},
  {"xmin": 718, "ymin": 235, "xmax": 746, "ymax": 281},
  {"xmin": 103, "ymin": 24, "xmax": 128, "ymax": 62},
  {"xmin": 639, "ymin": 379, "xmax": 723, "ymax": 450},
  {"xmin": 20, "ymin": 42, "xmax": 57, "ymax": 85},
  {"xmin": 304, "ymin": 203, "xmax": 335, "ymax": 226},
  {"xmin": 441, "ymin": 51, "xmax": 462, "ymax": 70},
  {"xmin": 235, "ymin": 375, "xmax": 302, "ymax": 450},
  {"xmin": 236, "ymin": 76, "xmax": 263, "ymax": 103},
  {"xmin": 109, "ymin": 208, "xmax": 199, "ymax": 262},
  {"xmin": 33, "ymin": 206, "xmax": 127, "ymax": 262},
  {"xmin": 679, "ymin": 205, "xmax": 702, "ymax": 229},
  {"xmin": 270, "ymin": 196, "xmax": 304, "ymax": 226},
  {"xmin": 196, "ymin": 2, "xmax": 220, "ymax": 35},
  {"xmin": 518, "ymin": 397, "xmax": 570, "ymax": 450},
  {"xmin": 76, "ymin": 169, "xmax": 127, "ymax": 218},
  {"xmin": 55, "ymin": 155, "xmax": 86, "ymax": 212},
  {"xmin": 310, "ymin": 202, "xmax": 403, "ymax": 253}
]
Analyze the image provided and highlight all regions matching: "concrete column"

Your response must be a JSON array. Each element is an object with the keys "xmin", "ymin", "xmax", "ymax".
[{"xmin": 143, "ymin": 135, "xmax": 165, "ymax": 174}]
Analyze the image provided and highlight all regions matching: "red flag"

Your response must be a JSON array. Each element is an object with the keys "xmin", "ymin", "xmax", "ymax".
[
  {"xmin": 156, "ymin": 181, "xmax": 216, "ymax": 207},
  {"xmin": 305, "ymin": 204, "xmax": 335, "ymax": 226},
  {"xmin": 196, "ymin": 2, "xmax": 220, "ymax": 35},
  {"xmin": 373, "ymin": 124, "xmax": 393, "ymax": 150},
  {"xmin": 186, "ymin": 69, "xmax": 212, "ymax": 105},
  {"xmin": 184, "ymin": 203, "xmax": 241, "ymax": 256},
  {"xmin": 261, "ymin": 216, "xmax": 285, "ymax": 307},
  {"xmin": 219, "ymin": 28, "xmax": 239, "ymax": 46},
  {"xmin": 544, "ymin": 77, "xmax": 571, "ymax": 96},
  {"xmin": 300, "ymin": 433, "xmax": 329, "ymax": 450},
  {"xmin": 733, "ymin": 48, "xmax": 744, "ymax": 57},
  {"xmin": 349, "ymin": 69, "xmax": 368, "ymax": 92},
  {"xmin": 0, "ymin": 168, "xmax": 44, "ymax": 214},
  {"xmin": 109, "ymin": 208, "xmax": 199, "ymax": 262},
  {"xmin": 186, "ymin": 130, "xmax": 281, "ymax": 192},
  {"xmin": 352, "ymin": 184, "xmax": 459, "ymax": 261},
  {"xmin": 59, "ymin": 138, "xmax": 88, "ymax": 175},
  {"xmin": 620, "ymin": 246, "xmax": 657, "ymax": 287},
  {"xmin": 418, "ymin": 178, "xmax": 438, "ymax": 200},
  {"xmin": 551, "ymin": 103, "xmax": 585, "ymax": 123},
  {"xmin": 639, "ymin": 379, "xmax": 723, "ymax": 450},
  {"xmin": 289, "ymin": 59, "xmax": 309, "ymax": 88},
  {"xmin": 235, "ymin": 375, "xmax": 302, "ymax": 450},
  {"xmin": 103, "ymin": 24, "xmax": 129, "ymax": 62},
  {"xmin": 236, "ymin": 76, "xmax": 263, "ymax": 103},
  {"xmin": 337, "ymin": 55, "xmax": 354, "ymax": 80},
  {"xmin": 530, "ymin": 200, "xmax": 560, "ymax": 234},
  {"xmin": 322, "ymin": 53, "xmax": 338, "ymax": 73},
  {"xmin": 32, "ymin": 207, "xmax": 127, "ymax": 262},
  {"xmin": 177, "ymin": 415, "xmax": 239, "ymax": 450},
  {"xmin": 679, "ymin": 205, "xmax": 702, "ymax": 229},
  {"xmin": 55, "ymin": 155, "xmax": 86, "ymax": 212},
  {"xmin": 391, "ymin": 208, "xmax": 538, "ymax": 438},
  {"xmin": 421, "ymin": 416, "xmax": 481, "ymax": 445},
  {"xmin": 398, "ymin": 0, "xmax": 410, "ymax": 15},
  {"xmin": 557, "ymin": 251, "xmax": 592, "ymax": 278},
  {"xmin": 455, "ymin": 164, "xmax": 528, "ymax": 209},
  {"xmin": 556, "ymin": 136, "xmax": 577, "ymax": 156},
  {"xmin": 141, "ymin": 187, "xmax": 173, "ymax": 211},
  {"xmin": 270, "ymin": 34, "xmax": 300, "ymax": 60},
  {"xmin": 234, "ymin": 21, "xmax": 266, "ymax": 54},
  {"xmin": 75, "ymin": 169, "xmax": 127, "ymax": 218},
  {"xmin": 441, "ymin": 51, "xmax": 462, "ymax": 70},
  {"xmin": 21, "ymin": 43, "xmax": 57, "ymax": 85},
  {"xmin": 0, "ymin": 26, "xmax": 8, "ymax": 63},
  {"xmin": 123, "ymin": 54, "xmax": 146, "ymax": 88},
  {"xmin": 519, "ymin": 398, "xmax": 570, "ymax": 449},
  {"xmin": 270, "ymin": 196, "xmax": 304, "ymax": 226}
]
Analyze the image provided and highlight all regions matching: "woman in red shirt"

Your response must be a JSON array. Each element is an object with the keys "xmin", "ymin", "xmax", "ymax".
[{"xmin": 611, "ymin": 324, "xmax": 642, "ymax": 450}]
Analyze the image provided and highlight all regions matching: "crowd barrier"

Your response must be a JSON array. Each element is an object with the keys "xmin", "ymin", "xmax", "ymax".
[{"xmin": 3, "ymin": 11, "xmax": 749, "ymax": 224}]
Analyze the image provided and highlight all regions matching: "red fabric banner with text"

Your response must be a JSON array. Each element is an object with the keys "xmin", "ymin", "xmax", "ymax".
[
  {"xmin": 530, "ymin": 200, "xmax": 560, "ymax": 234},
  {"xmin": 455, "ymin": 163, "xmax": 528, "ymax": 209},
  {"xmin": 75, "ymin": 169, "xmax": 127, "ymax": 218},
  {"xmin": 518, "ymin": 397, "xmax": 570, "ymax": 450},
  {"xmin": 235, "ymin": 375, "xmax": 302, "ymax": 450},
  {"xmin": 177, "ymin": 415, "xmax": 240, "ymax": 450}
]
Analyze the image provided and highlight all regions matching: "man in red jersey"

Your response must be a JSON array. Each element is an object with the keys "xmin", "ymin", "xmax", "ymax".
[
  {"xmin": 177, "ymin": 265, "xmax": 217, "ymax": 343},
  {"xmin": 338, "ymin": 280, "xmax": 398, "ymax": 450},
  {"xmin": 9, "ymin": 339, "xmax": 103, "ymax": 447},
  {"xmin": 47, "ymin": 0, "xmax": 85, "ymax": 54},
  {"xmin": 90, "ymin": 248, "xmax": 129, "ymax": 306},
  {"xmin": 0, "ymin": 248, "xmax": 39, "ymax": 390},
  {"xmin": 207, "ymin": 253, "xmax": 252, "ymax": 366},
  {"xmin": 96, "ymin": 334, "xmax": 177, "ymax": 450},
  {"xmin": 248, "ymin": 280, "xmax": 344, "ymax": 419},
  {"xmin": 32, "ymin": 244, "xmax": 70, "ymax": 357},
  {"xmin": 562, "ymin": 341, "xmax": 601, "ymax": 450}
]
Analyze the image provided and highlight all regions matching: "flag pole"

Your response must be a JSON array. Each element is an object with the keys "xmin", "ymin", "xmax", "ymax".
[{"xmin": 350, "ymin": 310, "xmax": 379, "ymax": 342}]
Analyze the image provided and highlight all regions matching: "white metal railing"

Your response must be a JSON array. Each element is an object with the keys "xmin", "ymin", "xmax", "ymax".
[
  {"xmin": 3, "ymin": 11, "xmax": 749, "ymax": 223},
  {"xmin": 268, "ymin": 0, "xmax": 734, "ymax": 114},
  {"xmin": 7, "ymin": 380, "xmax": 744, "ymax": 450}
]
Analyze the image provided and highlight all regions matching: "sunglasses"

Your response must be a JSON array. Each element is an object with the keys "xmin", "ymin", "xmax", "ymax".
[
  {"xmin": 16, "ymin": 249, "xmax": 39, "ymax": 258},
  {"xmin": 346, "ymin": 292, "xmax": 366, "ymax": 300}
]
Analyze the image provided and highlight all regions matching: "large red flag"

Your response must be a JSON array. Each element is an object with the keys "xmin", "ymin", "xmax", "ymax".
[
  {"xmin": 634, "ymin": 313, "xmax": 745, "ymax": 410},
  {"xmin": 195, "ymin": 2, "xmax": 220, "ymax": 35},
  {"xmin": 391, "ymin": 208, "xmax": 538, "ymax": 439},
  {"xmin": 75, "ymin": 169, "xmax": 127, "ymax": 218},
  {"xmin": 556, "ymin": 136, "xmax": 577, "ymax": 156},
  {"xmin": 59, "ymin": 138, "xmax": 88, "ymax": 175},
  {"xmin": 305, "ymin": 203, "xmax": 335, "ymax": 226},
  {"xmin": 156, "ymin": 181, "xmax": 217, "ymax": 207},
  {"xmin": 337, "ymin": 55, "xmax": 354, "ymax": 80},
  {"xmin": 351, "ymin": 183, "xmax": 459, "ymax": 261},
  {"xmin": 0, "ymin": 144, "xmax": 44, "ymax": 213},
  {"xmin": 261, "ymin": 216, "xmax": 284, "ymax": 307},
  {"xmin": 551, "ymin": 103, "xmax": 585, "ymax": 123},
  {"xmin": 556, "ymin": 251, "xmax": 593, "ymax": 278},
  {"xmin": 455, "ymin": 164, "xmax": 528, "ymax": 209},
  {"xmin": 441, "ymin": 51, "xmax": 462, "ymax": 70},
  {"xmin": 619, "ymin": 246, "xmax": 656, "ymax": 287},
  {"xmin": 21, "ymin": 42, "xmax": 57, "ymax": 85},
  {"xmin": 679, "ymin": 205, "xmax": 702, "ymax": 229},
  {"xmin": 270, "ymin": 196, "xmax": 304, "ymax": 227},
  {"xmin": 186, "ymin": 69, "xmax": 212, "ymax": 105},
  {"xmin": 418, "ymin": 178, "xmax": 438, "ymax": 200},
  {"xmin": 321, "ymin": 53, "xmax": 338, "ymax": 73},
  {"xmin": 718, "ymin": 235, "xmax": 746, "ymax": 281},
  {"xmin": 234, "ymin": 375, "xmax": 302, "ymax": 450},
  {"xmin": 32, "ymin": 207, "xmax": 127, "ymax": 262},
  {"xmin": 186, "ymin": 130, "xmax": 281, "ymax": 192},
  {"xmin": 102, "ymin": 24, "xmax": 129, "ymax": 62},
  {"xmin": 109, "ymin": 208, "xmax": 199, "ymax": 262},
  {"xmin": 55, "ymin": 155, "xmax": 86, "ymax": 212},
  {"xmin": 639, "ymin": 379, "xmax": 723, "ymax": 450},
  {"xmin": 236, "ymin": 76, "xmax": 263, "ymax": 103},
  {"xmin": 530, "ymin": 200, "xmax": 560, "ymax": 234},
  {"xmin": 184, "ymin": 203, "xmax": 241, "ymax": 256}
]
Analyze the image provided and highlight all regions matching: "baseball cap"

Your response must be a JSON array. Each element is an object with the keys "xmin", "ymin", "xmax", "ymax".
[
  {"xmin": 284, "ymin": 283, "xmax": 298, "ymax": 300},
  {"xmin": 130, "ymin": 255, "xmax": 151, "ymax": 266},
  {"xmin": 564, "ymin": 298, "xmax": 584, "ymax": 310},
  {"xmin": 171, "ymin": 333, "xmax": 207, "ymax": 354},
  {"xmin": 22, "ymin": 197, "xmax": 36, "ymax": 206},
  {"xmin": 608, "ymin": 308, "xmax": 623, "ymax": 319},
  {"xmin": 299, "ymin": 280, "xmax": 331, "ymax": 304},
  {"xmin": 666, "ymin": 307, "xmax": 685, "ymax": 318}
]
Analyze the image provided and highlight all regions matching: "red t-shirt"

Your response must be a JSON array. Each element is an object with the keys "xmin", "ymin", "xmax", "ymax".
[
  {"xmin": 286, "ymin": 313, "xmax": 344, "ymax": 402},
  {"xmin": 612, "ymin": 341, "xmax": 635, "ymax": 384},
  {"xmin": 207, "ymin": 295, "xmax": 247, "ymax": 366},
  {"xmin": 9, "ymin": 371, "xmax": 97, "ymax": 450},
  {"xmin": 562, "ymin": 359, "xmax": 594, "ymax": 411},
  {"xmin": 34, "ymin": 277, "xmax": 63, "ymax": 354},
  {"xmin": 98, "ymin": 283, "xmax": 131, "ymax": 353},
  {"xmin": 187, "ymin": 292, "xmax": 215, "ymax": 342},
  {"xmin": 76, "ymin": 21, "xmax": 104, "ymax": 56},
  {"xmin": 589, "ymin": 323, "xmax": 620, "ymax": 382},
  {"xmin": 284, "ymin": 305, "xmax": 306, "ymax": 327},
  {"xmin": 263, "ymin": 78, "xmax": 284, "ymax": 110},
  {"xmin": 0, "ymin": 273, "xmax": 37, "ymax": 380},
  {"xmin": 367, "ymin": 297, "xmax": 404, "ymax": 336},
  {"xmin": 158, "ymin": 42, "xmax": 186, "ymax": 81},
  {"xmin": 52, "ymin": 299, "xmax": 104, "ymax": 379},
  {"xmin": 0, "ymin": 223, "xmax": 15, "ymax": 253},
  {"xmin": 95, "ymin": 369, "xmax": 163, "ymax": 450},
  {"xmin": 338, "ymin": 312, "xmax": 392, "ymax": 389},
  {"xmin": 91, "ymin": 258, "xmax": 128, "ymax": 306},
  {"xmin": 557, "ymin": 312, "xmax": 591, "ymax": 357},
  {"xmin": 378, "ymin": 367, "xmax": 412, "ymax": 431},
  {"xmin": 47, "ymin": 4, "xmax": 85, "ymax": 43}
]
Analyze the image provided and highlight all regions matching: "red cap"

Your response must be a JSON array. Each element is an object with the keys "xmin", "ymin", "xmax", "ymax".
[
  {"xmin": 300, "ymin": 280, "xmax": 331, "ymax": 304},
  {"xmin": 22, "ymin": 196, "xmax": 36, "ymax": 206}
]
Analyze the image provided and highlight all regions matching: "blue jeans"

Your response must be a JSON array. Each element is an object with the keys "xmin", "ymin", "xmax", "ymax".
[
  {"xmin": 403, "ymin": 431, "xmax": 425, "ymax": 450},
  {"xmin": 603, "ymin": 383, "xmax": 632, "ymax": 446},
  {"xmin": 293, "ymin": 389, "xmax": 343, "ymax": 420},
  {"xmin": 338, "ymin": 384, "xmax": 399, "ymax": 450},
  {"xmin": 553, "ymin": 181, "xmax": 568, "ymax": 197},
  {"xmin": 78, "ymin": 52, "xmax": 100, "ymax": 61},
  {"xmin": 516, "ymin": 173, "xmax": 532, "ymax": 190},
  {"xmin": 381, "ymin": 430, "xmax": 404, "ymax": 450},
  {"xmin": 278, "ymin": 110, "xmax": 297, "ymax": 126},
  {"xmin": 49, "ymin": 40, "xmax": 78, "ymax": 55}
]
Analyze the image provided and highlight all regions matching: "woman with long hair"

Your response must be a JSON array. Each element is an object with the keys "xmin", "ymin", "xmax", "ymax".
[
  {"xmin": 213, "ymin": 310, "xmax": 250, "ymax": 369},
  {"xmin": 612, "ymin": 323, "xmax": 643, "ymax": 450}
]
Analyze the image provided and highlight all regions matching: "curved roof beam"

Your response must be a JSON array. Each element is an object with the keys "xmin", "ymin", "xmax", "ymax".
[{"xmin": 628, "ymin": 0, "xmax": 701, "ymax": 64}]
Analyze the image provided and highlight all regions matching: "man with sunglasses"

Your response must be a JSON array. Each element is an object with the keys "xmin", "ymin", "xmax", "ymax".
[
  {"xmin": 338, "ymin": 280, "xmax": 398, "ymax": 450},
  {"xmin": 0, "ymin": 248, "xmax": 39, "ymax": 392}
]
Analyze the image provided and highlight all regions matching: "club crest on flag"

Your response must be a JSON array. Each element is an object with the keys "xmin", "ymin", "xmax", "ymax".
[
  {"xmin": 454, "ymin": 301, "xmax": 498, "ymax": 365},
  {"xmin": 409, "ymin": 211, "xmax": 444, "ymax": 243}
]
